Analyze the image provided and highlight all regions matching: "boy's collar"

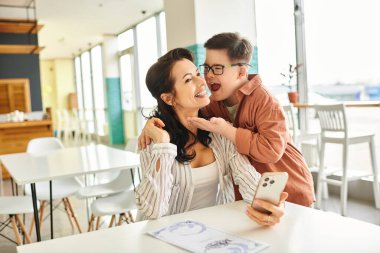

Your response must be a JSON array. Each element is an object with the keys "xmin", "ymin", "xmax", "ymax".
[{"xmin": 238, "ymin": 74, "xmax": 261, "ymax": 96}]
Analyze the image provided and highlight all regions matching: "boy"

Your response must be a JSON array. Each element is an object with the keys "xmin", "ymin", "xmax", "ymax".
[{"xmin": 188, "ymin": 32, "xmax": 314, "ymax": 207}]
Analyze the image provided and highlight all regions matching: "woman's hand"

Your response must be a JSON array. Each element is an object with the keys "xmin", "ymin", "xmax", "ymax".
[
  {"xmin": 245, "ymin": 192, "xmax": 288, "ymax": 226},
  {"xmin": 138, "ymin": 117, "xmax": 169, "ymax": 149}
]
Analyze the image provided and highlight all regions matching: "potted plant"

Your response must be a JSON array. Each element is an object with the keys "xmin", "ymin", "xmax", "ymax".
[{"xmin": 281, "ymin": 64, "xmax": 302, "ymax": 103}]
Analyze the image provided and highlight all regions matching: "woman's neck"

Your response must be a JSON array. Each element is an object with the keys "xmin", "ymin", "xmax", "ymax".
[{"xmin": 176, "ymin": 109, "xmax": 198, "ymax": 135}]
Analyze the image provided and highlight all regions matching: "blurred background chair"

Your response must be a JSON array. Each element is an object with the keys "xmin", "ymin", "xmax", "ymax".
[
  {"xmin": 315, "ymin": 104, "xmax": 380, "ymax": 216},
  {"xmin": 283, "ymin": 104, "xmax": 320, "ymax": 149},
  {"xmin": 87, "ymin": 189, "xmax": 136, "ymax": 231},
  {"xmin": 24, "ymin": 137, "xmax": 83, "ymax": 236},
  {"xmin": 76, "ymin": 136, "xmax": 139, "ymax": 230},
  {"xmin": 76, "ymin": 136, "xmax": 140, "ymax": 201},
  {"xmin": 0, "ymin": 196, "xmax": 39, "ymax": 245}
]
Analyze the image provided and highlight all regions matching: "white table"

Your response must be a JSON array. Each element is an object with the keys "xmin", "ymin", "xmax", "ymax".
[
  {"xmin": 17, "ymin": 201, "xmax": 380, "ymax": 253},
  {"xmin": 0, "ymin": 144, "xmax": 140, "ymax": 242}
]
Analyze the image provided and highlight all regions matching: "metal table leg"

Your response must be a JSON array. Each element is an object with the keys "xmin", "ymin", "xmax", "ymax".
[
  {"xmin": 50, "ymin": 180, "xmax": 54, "ymax": 239},
  {"xmin": 30, "ymin": 183, "xmax": 41, "ymax": 241}
]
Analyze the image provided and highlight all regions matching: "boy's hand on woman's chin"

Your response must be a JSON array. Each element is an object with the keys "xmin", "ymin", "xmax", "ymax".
[{"xmin": 187, "ymin": 117, "xmax": 237, "ymax": 143}]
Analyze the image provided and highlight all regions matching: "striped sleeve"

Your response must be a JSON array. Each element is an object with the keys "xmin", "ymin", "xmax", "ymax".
[
  {"xmin": 135, "ymin": 142, "xmax": 177, "ymax": 219},
  {"xmin": 221, "ymin": 134, "xmax": 261, "ymax": 203}
]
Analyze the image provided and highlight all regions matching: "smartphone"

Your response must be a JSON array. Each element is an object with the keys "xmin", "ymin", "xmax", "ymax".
[{"xmin": 251, "ymin": 172, "xmax": 288, "ymax": 214}]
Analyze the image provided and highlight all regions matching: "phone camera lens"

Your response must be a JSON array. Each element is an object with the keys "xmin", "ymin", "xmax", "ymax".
[
  {"xmin": 270, "ymin": 180, "xmax": 275, "ymax": 184},
  {"xmin": 264, "ymin": 177, "xmax": 269, "ymax": 181},
  {"xmin": 263, "ymin": 183, "xmax": 267, "ymax": 187}
]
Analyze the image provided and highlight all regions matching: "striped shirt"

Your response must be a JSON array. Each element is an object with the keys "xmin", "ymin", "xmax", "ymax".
[{"xmin": 136, "ymin": 132, "xmax": 261, "ymax": 220}]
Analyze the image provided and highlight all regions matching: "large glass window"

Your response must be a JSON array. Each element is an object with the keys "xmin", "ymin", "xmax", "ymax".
[
  {"xmin": 304, "ymin": 0, "xmax": 380, "ymax": 101},
  {"xmin": 136, "ymin": 16, "xmax": 159, "ymax": 109},
  {"xmin": 74, "ymin": 45, "xmax": 106, "ymax": 139},
  {"xmin": 118, "ymin": 29, "xmax": 134, "ymax": 51},
  {"xmin": 80, "ymin": 52, "xmax": 94, "ymax": 133},
  {"xmin": 74, "ymin": 57, "xmax": 83, "ymax": 111},
  {"xmin": 159, "ymin": 12, "xmax": 167, "ymax": 54},
  {"xmin": 118, "ymin": 12, "xmax": 167, "ymax": 135},
  {"xmin": 255, "ymin": 0, "xmax": 297, "ymax": 104},
  {"xmin": 120, "ymin": 51, "xmax": 135, "ymax": 111},
  {"xmin": 90, "ymin": 45, "xmax": 106, "ymax": 136}
]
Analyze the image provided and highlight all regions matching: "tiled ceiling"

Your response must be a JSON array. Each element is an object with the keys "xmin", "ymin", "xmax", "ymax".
[{"xmin": 0, "ymin": 0, "xmax": 163, "ymax": 59}]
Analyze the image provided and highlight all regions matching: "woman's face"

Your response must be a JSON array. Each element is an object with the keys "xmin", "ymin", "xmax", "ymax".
[{"xmin": 169, "ymin": 59, "xmax": 210, "ymax": 113}]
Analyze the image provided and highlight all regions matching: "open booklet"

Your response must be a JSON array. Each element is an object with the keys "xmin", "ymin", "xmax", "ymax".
[{"xmin": 148, "ymin": 220, "xmax": 269, "ymax": 253}]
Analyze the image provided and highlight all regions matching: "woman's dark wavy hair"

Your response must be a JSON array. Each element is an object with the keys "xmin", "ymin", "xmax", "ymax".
[{"xmin": 145, "ymin": 48, "xmax": 211, "ymax": 163}]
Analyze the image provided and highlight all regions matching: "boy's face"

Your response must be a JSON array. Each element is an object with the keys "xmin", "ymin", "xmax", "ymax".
[{"xmin": 203, "ymin": 49, "xmax": 245, "ymax": 102}]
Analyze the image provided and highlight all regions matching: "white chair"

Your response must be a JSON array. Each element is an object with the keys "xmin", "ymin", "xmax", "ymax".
[
  {"xmin": 76, "ymin": 136, "xmax": 140, "ymax": 200},
  {"xmin": 76, "ymin": 170, "xmax": 134, "ymax": 200},
  {"xmin": 282, "ymin": 104, "xmax": 320, "ymax": 149},
  {"xmin": 315, "ymin": 104, "xmax": 380, "ymax": 216},
  {"xmin": 283, "ymin": 104, "xmax": 328, "ymax": 199},
  {"xmin": 24, "ymin": 137, "xmax": 83, "ymax": 235},
  {"xmin": 87, "ymin": 189, "xmax": 136, "ymax": 231},
  {"xmin": 0, "ymin": 196, "xmax": 39, "ymax": 245}
]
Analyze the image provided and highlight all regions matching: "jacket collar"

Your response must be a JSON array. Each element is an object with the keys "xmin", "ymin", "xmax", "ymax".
[{"xmin": 238, "ymin": 74, "xmax": 261, "ymax": 96}]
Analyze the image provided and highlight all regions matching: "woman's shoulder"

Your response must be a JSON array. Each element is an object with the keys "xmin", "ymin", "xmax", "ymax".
[{"xmin": 209, "ymin": 132, "xmax": 234, "ymax": 150}]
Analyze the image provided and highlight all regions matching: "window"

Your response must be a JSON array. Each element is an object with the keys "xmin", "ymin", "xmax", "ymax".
[
  {"xmin": 117, "ymin": 12, "xmax": 167, "ymax": 135},
  {"xmin": 90, "ymin": 45, "xmax": 106, "ymax": 136},
  {"xmin": 120, "ymin": 50, "xmax": 135, "ymax": 111},
  {"xmin": 136, "ymin": 16, "xmax": 159, "ymax": 109},
  {"xmin": 304, "ymin": 0, "xmax": 380, "ymax": 101},
  {"xmin": 159, "ymin": 12, "xmax": 167, "ymax": 54},
  {"xmin": 74, "ymin": 45, "xmax": 106, "ymax": 138},
  {"xmin": 118, "ymin": 29, "xmax": 134, "ymax": 51},
  {"xmin": 255, "ymin": 0, "xmax": 297, "ymax": 103},
  {"xmin": 74, "ymin": 57, "xmax": 83, "ymax": 112}
]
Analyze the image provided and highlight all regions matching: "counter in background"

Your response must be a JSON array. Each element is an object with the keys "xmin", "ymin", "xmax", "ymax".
[{"xmin": 0, "ymin": 120, "xmax": 53, "ymax": 179}]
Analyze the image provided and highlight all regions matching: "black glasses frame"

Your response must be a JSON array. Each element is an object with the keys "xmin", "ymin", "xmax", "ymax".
[{"xmin": 199, "ymin": 63, "xmax": 251, "ymax": 75}]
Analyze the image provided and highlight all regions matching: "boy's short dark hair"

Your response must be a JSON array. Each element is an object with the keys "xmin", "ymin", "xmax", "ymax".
[{"xmin": 204, "ymin": 32, "xmax": 252, "ymax": 63}]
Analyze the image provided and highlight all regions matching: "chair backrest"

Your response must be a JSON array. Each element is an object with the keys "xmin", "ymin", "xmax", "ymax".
[
  {"xmin": 314, "ymin": 104, "xmax": 347, "ymax": 135},
  {"xmin": 282, "ymin": 104, "xmax": 297, "ymax": 143},
  {"xmin": 27, "ymin": 137, "xmax": 64, "ymax": 154}
]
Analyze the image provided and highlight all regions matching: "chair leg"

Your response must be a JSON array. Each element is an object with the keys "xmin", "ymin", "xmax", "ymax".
[
  {"xmin": 65, "ymin": 198, "xmax": 83, "ymax": 233},
  {"xmin": 62, "ymin": 198, "xmax": 75, "ymax": 229},
  {"xmin": 11, "ymin": 215, "xmax": 22, "ymax": 245},
  {"xmin": 341, "ymin": 144, "xmax": 349, "ymax": 216},
  {"xmin": 130, "ymin": 170, "xmax": 136, "ymax": 191},
  {"xmin": 109, "ymin": 215, "xmax": 115, "ymax": 228},
  {"xmin": 29, "ymin": 200, "xmax": 45, "ymax": 237},
  {"xmin": 96, "ymin": 216, "xmax": 101, "ymax": 230},
  {"xmin": 15, "ymin": 214, "xmax": 31, "ymax": 244},
  {"xmin": 128, "ymin": 211, "xmax": 135, "ymax": 223},
  {"xmin": 88, "ymin": 214, "xmax": 95, "ymax": 232},
  {"xmin": 316, "ymin": 141, "xmax": 326, "ymax": 209},
  {"xmin": 39, "ymin": 200, "xmax": 47, "ymax": 232},
  {"xmin": 316, "ymin": 136, "xmax": 329, "ymax": 200},
  {"xmin": 369, "ymin": 137, "xmax": 380, "ymax": 208},
  {"xmin": 117, "ymin": 214, "xmax": 123, "ymax": 226}
]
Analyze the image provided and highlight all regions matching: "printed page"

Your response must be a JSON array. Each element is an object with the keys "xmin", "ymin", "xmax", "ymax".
[{"xmin": 148, "ymin": 220, "xmax": 269, "ymax": 253}]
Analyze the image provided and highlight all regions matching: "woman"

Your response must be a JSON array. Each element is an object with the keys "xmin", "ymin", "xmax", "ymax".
[{"xmin": 136, "ymin": 48, "xmax": 287, "ymax": 226}]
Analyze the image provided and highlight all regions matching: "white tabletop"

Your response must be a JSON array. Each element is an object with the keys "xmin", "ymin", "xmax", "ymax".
[
  {"xmin": 17, "ymin": 201, "xmax": 380, "ymax": 253},
  {"xmin": 0, "ymin": 144, "xmax": 140, "ymax": 185}
]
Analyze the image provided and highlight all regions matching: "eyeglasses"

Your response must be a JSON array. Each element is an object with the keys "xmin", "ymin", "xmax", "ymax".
[{"xmin": 199, "ymin": 63, "xmax": 251, "ymax": 76}]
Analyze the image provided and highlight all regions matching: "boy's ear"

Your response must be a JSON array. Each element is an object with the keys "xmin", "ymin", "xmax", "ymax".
[
  {"xmin": 160, "ymin": 93, "xmax": 173, "ymax": 106},
  {"xmin": 238, "ymin": 65, "xmax": 248, "ymax": 79}
]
